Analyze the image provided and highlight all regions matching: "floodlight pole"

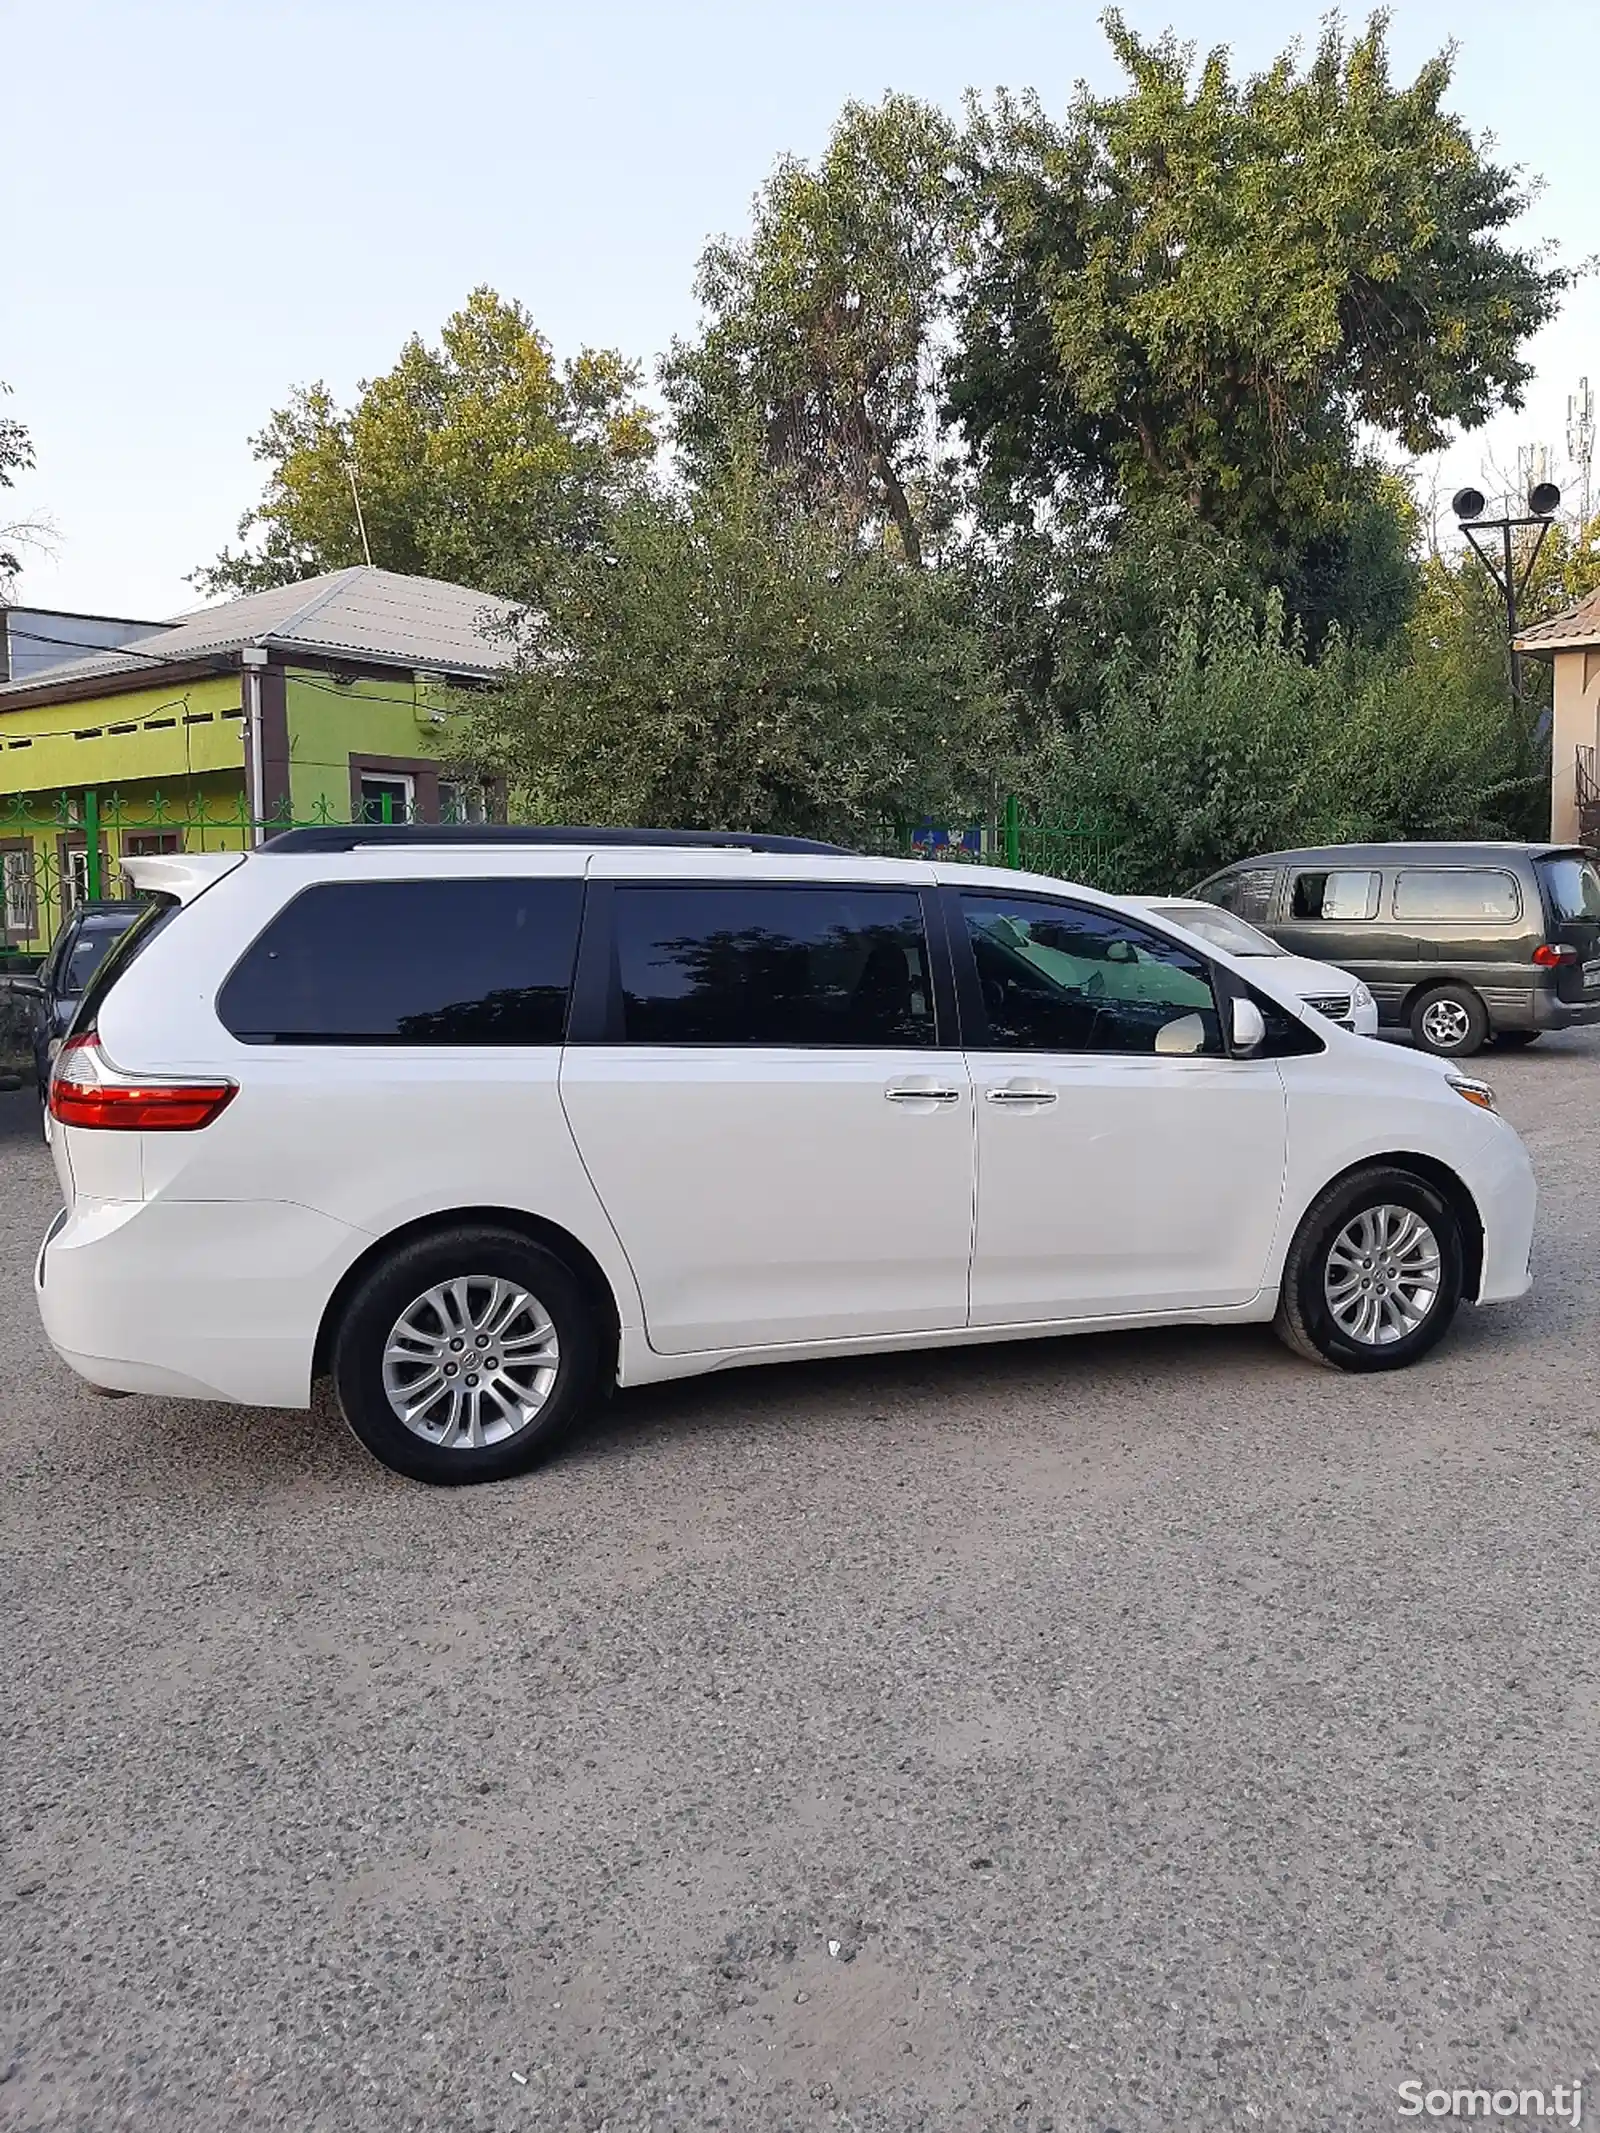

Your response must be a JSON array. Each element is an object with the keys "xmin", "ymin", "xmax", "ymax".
[{"xmin": 1459, "ymin": 512, "xmax": 1555, "ymax": 715}]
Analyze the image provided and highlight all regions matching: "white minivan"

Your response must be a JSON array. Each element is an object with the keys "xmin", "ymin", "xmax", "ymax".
[{"xmin": 36, "ymin": 828, "xmax": 1537, "ymax": 1484}]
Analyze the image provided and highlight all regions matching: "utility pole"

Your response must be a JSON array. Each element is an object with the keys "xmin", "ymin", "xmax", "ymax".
[{"xmin": 346, "ymin": 460, "xmax": 374, "ymax": 567}]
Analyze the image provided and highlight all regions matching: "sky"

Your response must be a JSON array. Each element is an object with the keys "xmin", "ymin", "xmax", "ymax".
[{"xmin": 5, "ymin": 0, "xmax": 1597, "ymax": 621}]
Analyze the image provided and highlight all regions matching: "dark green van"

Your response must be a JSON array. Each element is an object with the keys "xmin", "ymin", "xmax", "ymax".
[{"xmin": 1190, "ymin": 842, "xmax": 1600, "ymax": 1057}]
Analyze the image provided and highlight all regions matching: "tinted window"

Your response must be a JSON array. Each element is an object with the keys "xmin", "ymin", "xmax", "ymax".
[
  {"xmin": 68, "ymin": 897, "xmax": 180, "ymax": 1036},
  {"xmin": 218, "ymin": 879, "xmax": 583, "ymax": 1044},
  {"xmin": 1290, "ymin": 869, "xmax": 1379, "ymax": 921},
  {"xmin": 59, "ymin": 914, "xmax": 140, "ymax": 996},
  {"xmin": 1535, "ymin": 855, "xmax": 1600, "ymax": 923},
  {"xmin": 1392, "ymin": 869, "xmax": 1520, "ymax": 921},
  {"xmin": 962, "ymin": 893, "xmax": 1221, "ymax": 1054},
  {"xmin": 1201, "ymin": 866, "xmax": 1279, "ymax": 924},
  {"xmin": 613, "ymin": 885, "xmax": 933, "ymax": 1046}
]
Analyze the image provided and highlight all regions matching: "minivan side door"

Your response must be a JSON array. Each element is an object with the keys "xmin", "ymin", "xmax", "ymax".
[
  {"xmin": 1272, "ymin": 865, "xmax": 1413, "ymax": 1021},
  {"xmin": 952, "ymin": 889, "xmax": 1288, "ymax": 1322},
  {"xmin": 558, "ymin": 876, "xmax": 975, "ymax": 1355}
]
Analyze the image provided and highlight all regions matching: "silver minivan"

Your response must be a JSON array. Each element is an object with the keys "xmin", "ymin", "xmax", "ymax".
[{"xmin": 1191, "ymin": 842, "xmax": 1600, "ymax": 1056}]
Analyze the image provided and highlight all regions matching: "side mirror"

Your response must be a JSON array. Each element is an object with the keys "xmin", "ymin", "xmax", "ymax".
[
  {"xmin": 1231, "ymin": 997, "xmax": 1267, "ymax": 1054},
  {"xmin": 3, "ymin": 975, "xmax": 44, "ymax": 1000},
  {"xmin": 1154, "ymin": 1011, "xmax": 1207, "ymax": 1056}
]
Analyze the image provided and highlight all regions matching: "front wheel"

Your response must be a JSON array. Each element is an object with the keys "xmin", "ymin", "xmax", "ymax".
[
  {"xmin": 1274, "ymin": 1167, "xmax": 1464, "ymax": 1372},
  {"xmin": 332, "ymin": 1227, "xmax": 602, "ymax": 1483}
]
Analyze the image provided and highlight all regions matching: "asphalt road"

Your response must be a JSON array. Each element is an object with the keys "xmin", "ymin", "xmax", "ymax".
[{"xmin": 3, "ymin": 1042, "xmax": 1599, "ymax": 2133}]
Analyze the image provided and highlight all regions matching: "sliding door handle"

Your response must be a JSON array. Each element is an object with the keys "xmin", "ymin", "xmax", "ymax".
[{"xmin": 984, "ymin": 1082, "xmax": 1058, "ymax": 1106}]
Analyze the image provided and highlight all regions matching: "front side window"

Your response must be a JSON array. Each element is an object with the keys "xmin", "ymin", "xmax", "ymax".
[
  {"xmin": 961, "ymin": 893, "xmax": 1222, "ymax": 1054},
  {"xmin": 60, "ymin": 917, "xmax": 138, "ymax": 997},
  {"xmin": 1290, "ymin": 869, "xmax": 1380, "ymax": 922},
  {"xmin": 612, "ymin": 884, "xmax": 934, "ymax": 1047},
  {"xmin": 1199, "ymin": 866, "xmax": 1279, "ymax": 924},
  {"xmin": 218, "ymin": 878, "xmax": 583, "ymax": 1044},
  {"xmin": 1393, "ymin": 868, "xmax": 1521, "ymax": 922}
]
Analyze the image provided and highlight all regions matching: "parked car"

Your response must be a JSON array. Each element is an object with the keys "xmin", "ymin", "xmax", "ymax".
[
  {"xmin": 1129, "ymin": 897, "xmax": 1378, "ymax": 1035},
  {"xmin": 1189, "ymin": 842, "xmax": 1600, "ymax": 1056},
  {"xmin": 37, "ymin": 827, "xmax": 1536, "ymax": 1485},
  {"xmin": 5, "ymin": 899, "xmax": 146, "ymax": 1131}
]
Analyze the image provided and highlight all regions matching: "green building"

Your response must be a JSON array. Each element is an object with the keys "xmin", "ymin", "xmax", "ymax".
[{"xmin": 0, "ymin": 568, "xmax": 517, "ymax": 952}]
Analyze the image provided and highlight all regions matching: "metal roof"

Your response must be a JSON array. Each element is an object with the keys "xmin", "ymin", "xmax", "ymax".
[
  {"xmin": 1515, "ymin": 588, "xmax": 1600, "ymax": 654},
  {"xmin": 0, "ymin": 567, "xmax": 521, "ymax": 697}
]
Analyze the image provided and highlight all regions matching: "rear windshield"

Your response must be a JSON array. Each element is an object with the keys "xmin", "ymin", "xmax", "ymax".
[
  {"xmin": 1146, "ymin": 904, "xmax": 1287, "ymax": 957},
  {"xmin": 65, "ymin": 895, "xmax": 181, "ymax": 1037},
  {"xmin": 1536, "ymin": 854, "xmax": 1600, "ymax": 923},
  {"xmin": 58, "ymin": 913, "xmax": 142, "ymax": 997}
]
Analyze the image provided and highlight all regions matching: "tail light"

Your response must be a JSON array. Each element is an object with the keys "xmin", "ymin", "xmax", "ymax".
[
  {"xmin": 49, "ymin": 1030, "xmax": 237, "ymax": 1132},
  {"xmin": 1532, "ymin": 943, "xmax": 1578, "ymax": 967}
]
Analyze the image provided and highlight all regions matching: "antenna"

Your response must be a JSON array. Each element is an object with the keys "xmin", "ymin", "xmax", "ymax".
[
  {"xmin": 345, "ymin": 458, "xmax": 374, "ymax": 567},
  {"xmin": 1568, "ymin": 378, "xmax": 1594, "ymax": 533}
]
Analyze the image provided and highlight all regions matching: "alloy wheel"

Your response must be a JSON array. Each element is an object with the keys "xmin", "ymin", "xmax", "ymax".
[
  {"xmin": 381, "ymin": 1275, "xmax": 560, "ymax": 1448},
  {"xmin": 1420, "ymin": 998, "xmax": 1471, "ymax": 1050},
  {"xmin": 1323, "ymin": 1205, "xmax": 1442, "ymax": 1346}
]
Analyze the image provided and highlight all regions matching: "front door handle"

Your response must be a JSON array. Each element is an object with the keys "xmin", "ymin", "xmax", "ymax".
[
  {"xmin": 884, "ymin": 1078, "xmax": 963, "ymax": 1105},
  {"xmin": 984, "ymin": 1080, "xmax": 1058, "ymax": 1106}
]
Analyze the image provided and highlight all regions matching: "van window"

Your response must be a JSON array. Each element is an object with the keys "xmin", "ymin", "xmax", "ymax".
[
  {"xmin": 1200, "ymin": 867, "xmax": 1278, "ymax": 924},
  {"xmin": 960, "ymin": 893, "xmax": 1222, "ymax": 1054},
  {"xmin": 1392, "ymin": 869, "xmax": 1521, "ymax": 922},
  {"xmin": 1536, "ymin": 854, "xmax": 1600, "ymax": 923},
  {"xmin": 612, "ymin": 884, "xmax": 934, "ymax": 1046},
  {"xmin": 218, "ymin": 879, "xmax": 584, "ymax": 1044},
  {"xmin": 1290, "ymin": 870, "xmax": 1380, "ymax": 922}
]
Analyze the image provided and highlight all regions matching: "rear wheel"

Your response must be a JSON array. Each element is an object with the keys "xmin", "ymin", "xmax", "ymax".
[
  {"xmin": 1274, "ymin": 1167, "xmax": 1464, "ymax": 1372},
  {"xmin": 332, "ymin": 1227, "xmax": 601, "ymax": 1484},
  {"xmin": 1410, "ymin": 983, "xmax": 1489, "ymax": 1058}
]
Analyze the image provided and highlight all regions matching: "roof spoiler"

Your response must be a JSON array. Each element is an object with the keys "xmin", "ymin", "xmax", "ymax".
[{"xmin": 121, "ymin": 851, "xmax": 249, "ymax": 903}]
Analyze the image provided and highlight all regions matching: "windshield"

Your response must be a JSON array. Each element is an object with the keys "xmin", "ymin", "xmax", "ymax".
[
  {"xmin": 1146, "ymin": 903, "xmax": 1287, "ymax": 957},
  {"xmin": 1537, "ymin": 855, "xmax": 1600, "ymax": 924}
]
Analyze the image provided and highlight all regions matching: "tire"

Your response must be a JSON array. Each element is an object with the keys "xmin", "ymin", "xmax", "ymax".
[
  {"xmin": 1493, "ymin": 1030, "xmax": 1541, "ymax": 1049},
  {"xmin": 332, "ymin": 1226, "xmax": 602, "ymax": 1484},
  {"xmin": 1274, "ymin": 1166, "xmax": 1464, "ymax": 1373},
  {"xmin": 1410, "ymin": 983, "xmax": 1489, "ymax": 1058}
]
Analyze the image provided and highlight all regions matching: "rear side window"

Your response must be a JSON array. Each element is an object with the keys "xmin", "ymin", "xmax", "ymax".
[
  {"xmin": 1392, "ymin": 869, "xmax": 1520, "ymax": 921},
  {"xmin": 612, "ymin": 884, "xmax": 934, "ymax": 1046},
  {"xmin": 1536, "ymin": 855, "xmax": 1600, "ymax": 922},
  {"xmin": 1290, "ymin": 869, "xmax": 1380, "ymax": 921},
  {"xmin": 218, "ymin": 879, "xmax": 583, "ymax": 1044}
]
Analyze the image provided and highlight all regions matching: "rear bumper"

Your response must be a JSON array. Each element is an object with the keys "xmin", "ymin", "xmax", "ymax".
[
  {"xmin": 35, "ymin": 1194, "xmax": 367, "ymax": 1408},
  {"xmin": 1530, "ymin": 989, "xmax": 1600, "ymax": 1033},
  {"xmin": 1472, "ymin": 1123, "xmax": 1538, "ymax": 1305}
]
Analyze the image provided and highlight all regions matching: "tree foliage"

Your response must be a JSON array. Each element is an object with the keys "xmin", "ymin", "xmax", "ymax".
[
  {"xmin": 466, "ymin": 459, "xmax": 1009, "ymax": 841},
  {"xmin": 663, "ymin": 96, "xmax": 962, "ymax": 567},
  {"xmin": 1031, "ymin": 593, "xmax": 1548, "ymax": 891},
  {"xmin": 0, "ymin": 380, "xmax": 39, "ymax": 594},
  {"xmin": 196, "ymin": 289, "xmax": 656, "ymax": 598},
  {"xmin": 951, "ymin": 13, "xmax": 1568, "ymax": 589}
]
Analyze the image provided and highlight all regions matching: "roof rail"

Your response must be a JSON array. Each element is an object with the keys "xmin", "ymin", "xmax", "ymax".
[{"xmin": 259, "ymin": 824, "xmax": 855, "ymax": 857}]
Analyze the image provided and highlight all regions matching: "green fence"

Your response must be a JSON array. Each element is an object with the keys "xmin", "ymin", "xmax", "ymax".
[{"xmin": 1, "ymin": 786, "xmax": 1122, "ymax": 965}]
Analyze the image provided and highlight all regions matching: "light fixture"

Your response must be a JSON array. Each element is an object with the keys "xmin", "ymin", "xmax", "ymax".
[{"xmin": 1451, "ymin": 487, "xmax": 1487, "ymax": 521}]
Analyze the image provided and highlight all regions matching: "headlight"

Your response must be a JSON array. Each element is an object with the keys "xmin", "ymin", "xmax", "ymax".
[
  {"xmin": 1448, "ymin": 1074, "xmax": 1497, "ymax": 1113},
  {"xmin": 1351, "ymin": 981, "xmax": 1375, "ymax": 1011}
]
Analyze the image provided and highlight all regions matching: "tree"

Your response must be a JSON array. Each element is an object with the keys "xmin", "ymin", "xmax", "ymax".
[
  {"xmin": 951, "ymin": 13, "xmax": 1568, "ymax": 609},
  {"xmin": 0, "ymin": 382, "xmax": 52, "ymax": 599},
  {"xmin": 465, "ymin": 459, "xmax": 1009, "ymax": 841},
  {"xmin": 1030, "ymin": 593, "xmax": 1547, "ymax": 891},
  {"xmin": 196, "ymin": 289, "xmax": 656, "ymax": 598},
  {"xmin": 663, "ymin": 96, "xmax": 963, "ymax": 567}
]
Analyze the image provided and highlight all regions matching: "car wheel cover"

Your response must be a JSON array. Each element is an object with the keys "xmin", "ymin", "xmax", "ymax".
[
  {"xmin": 1323, "ymin": 1204, "xmax": 1442, "ymax": 1345},
  {"xmin": 1421, "ymin": 998, "xmax": 1471, "ymax": 1048},
  {"xmin": 381, "ymin": 1275, "xmax": 560, "ymax": 1447}
]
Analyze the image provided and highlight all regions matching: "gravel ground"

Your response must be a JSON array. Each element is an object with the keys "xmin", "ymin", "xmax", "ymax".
[{"xmin": 3, "ymin": 1041, "xmax": 1599, "ymax": 2133}]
